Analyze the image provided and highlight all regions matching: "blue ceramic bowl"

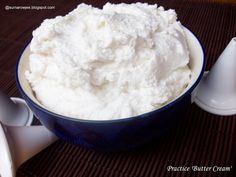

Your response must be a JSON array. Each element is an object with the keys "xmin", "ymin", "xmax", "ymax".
[{"xmin": 16, "ymin": 27, "xmax": 205, "ymax": 151}]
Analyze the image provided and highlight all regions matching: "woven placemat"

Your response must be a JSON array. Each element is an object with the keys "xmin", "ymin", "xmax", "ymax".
[{"xmin": 0, "ymin": 0, "xmax": 235, "ymax": 177}]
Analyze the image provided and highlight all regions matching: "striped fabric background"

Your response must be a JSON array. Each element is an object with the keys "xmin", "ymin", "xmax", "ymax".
[{"xmin": 0, "ymin": 0, "xmax": 235, "ymax": 177}]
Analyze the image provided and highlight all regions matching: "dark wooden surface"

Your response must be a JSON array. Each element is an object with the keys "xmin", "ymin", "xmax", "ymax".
[{"xmin": 0, "ymin": 0, "xmax": 235, "ymax": 177}]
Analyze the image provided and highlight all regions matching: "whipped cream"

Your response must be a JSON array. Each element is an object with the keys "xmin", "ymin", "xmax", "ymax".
[{"xmin": 26, "ymin": 3, "xmax": 191, "ymax": 120}]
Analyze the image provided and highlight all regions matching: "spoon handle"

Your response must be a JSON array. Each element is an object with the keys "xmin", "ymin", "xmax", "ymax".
[{"xmin": 0, "ymin": 90, "xmax": 18, "ymax": 125}]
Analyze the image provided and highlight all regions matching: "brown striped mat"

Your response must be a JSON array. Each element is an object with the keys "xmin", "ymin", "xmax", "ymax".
[{"xmin": 0, "ymin": 0, "xmax": 235, "ymax": 177}]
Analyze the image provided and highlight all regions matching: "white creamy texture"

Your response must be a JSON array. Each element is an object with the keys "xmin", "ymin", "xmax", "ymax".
[{"xmin": 26, "ymin": 3, "xmax": 192, "ymax": 120}]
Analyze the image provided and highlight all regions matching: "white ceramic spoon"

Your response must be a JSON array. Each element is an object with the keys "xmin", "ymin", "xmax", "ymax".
[
  {"xmin": 0, "ymin": 91, "xmax": 57, "ymax": 177},
  {"xmin": 194, "ymin": 37, "xmax": 236, "ymax": 115}
]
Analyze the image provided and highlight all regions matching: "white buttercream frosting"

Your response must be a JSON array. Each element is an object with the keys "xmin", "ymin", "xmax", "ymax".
[{"xmin": 26, "ymin": 3, "xmax": 191, "ymax": 120}]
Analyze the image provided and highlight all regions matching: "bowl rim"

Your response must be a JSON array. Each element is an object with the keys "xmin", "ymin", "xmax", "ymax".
[{"xmin": 15, "ymin": 25, "xmax": 206, "ymax": 124}]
